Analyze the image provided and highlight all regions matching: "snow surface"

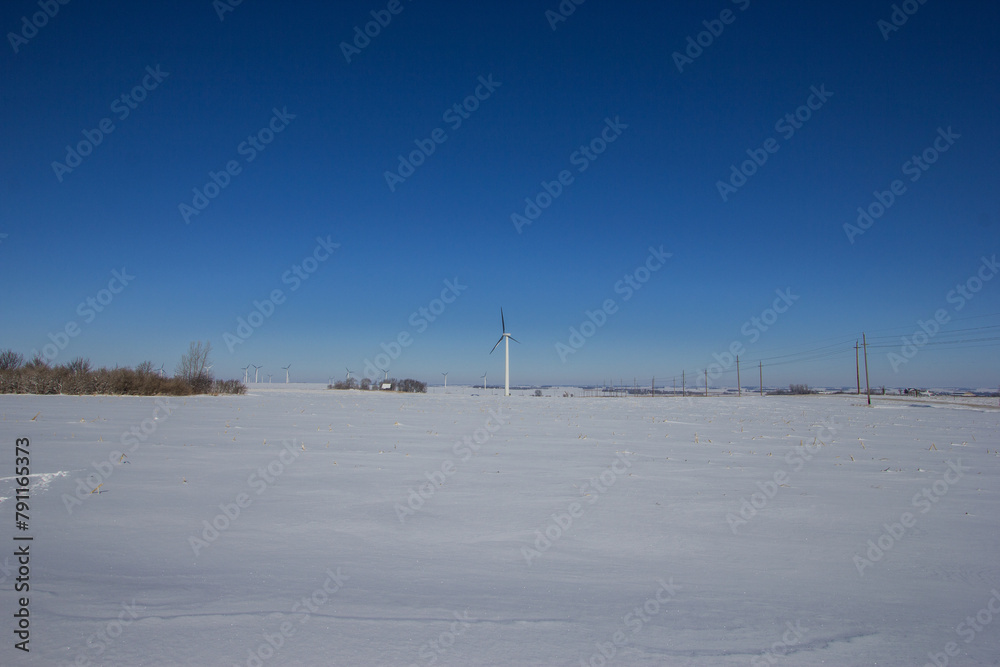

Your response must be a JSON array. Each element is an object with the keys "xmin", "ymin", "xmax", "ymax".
[{"xmin": 1, "ymin": 386, "xmax": 999, "ymax": 666}]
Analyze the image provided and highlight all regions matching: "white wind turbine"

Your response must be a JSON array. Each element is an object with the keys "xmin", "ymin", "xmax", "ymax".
[
  {"xmin": 481, "ymin": 371, "xmax": 487, "ymax": 391},
  {"xmin": 441, "ymin": 372, "xmax": 448, "ymax": 389},
  {"xmin": 346, "ymin": 367, "xmax": 354, "ymax": 381},
  {"xmin": 282, "ymin": 364, "xmax": 291, "ymax": 383},
  {"xmin": 490, "ymin": 308, "xmax": 519, "ymax": 396},
  {"xmin": 242, "ymin": 365, "xmax": 250, "ymax": 383},
  {"xmin": 253, "ymin": 364, "xmax": 261, "ymax": 383},
  {"xmin": 156, "ymin": 363, "xmax": 166, "ymax": 378}
]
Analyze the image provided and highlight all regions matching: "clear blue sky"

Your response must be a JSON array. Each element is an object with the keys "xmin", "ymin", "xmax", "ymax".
[{"xmin": 2, "ymin": 0, "xmax": 998, "ymax": 388}]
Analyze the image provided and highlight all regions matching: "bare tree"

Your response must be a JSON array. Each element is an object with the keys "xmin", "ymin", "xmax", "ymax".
[
  {"xmin": 0, "ymin": 349, "xmax": 23, "ymax": 370},
  {"xmin": 176, "ymin": 341, "xmax": 212, "ymax": 384}
]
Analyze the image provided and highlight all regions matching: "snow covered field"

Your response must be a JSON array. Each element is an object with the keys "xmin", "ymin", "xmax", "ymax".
[{"xmin": 1, "ymin": 386, "xmax": 999, "ymax": 666}]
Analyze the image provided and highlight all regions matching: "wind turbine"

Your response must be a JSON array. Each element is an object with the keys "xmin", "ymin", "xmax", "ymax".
[
  {"xmin": 282, "ymin": 364, "xmax": 291, "ymax": 383},
  {"xmin": 346, "ymin": 367, "xmax": 354, "ymax": 381},
  {"xmin": 481, "ymin": 371, "xmax": 487, "ymax": 391},
  {"xmin": 490, "ymin": 308, "xmax": 519, "ymax": 396},
  {"xmin": 242, "ymin": 365, "xmax": 250, "ymax": 383},
  {"xmin": 441, "ymin": 372, "xmax": 448, "ymax": 389},
  {"xmin": 267, "ymin": 374, "xmax": 272, "ymax": 383},
  {"xmin": 252, "ymin": 364, "xmax": 261, "ymax": 383},
  {"xmin": 378, "ymin": 367, "xmax": 389, "ymax": 382},
  {"xmin": 156, "ymin": 363, "xmax": 165, "ymax": 378}
]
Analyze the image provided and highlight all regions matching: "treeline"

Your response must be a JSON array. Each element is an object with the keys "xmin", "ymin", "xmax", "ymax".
[
  {"xmin": 329, "ymin": 377, "xmax": 427, "ymax": 393},
  {"xmin": 0, "ymin": 347, "xmax": 245, "ymax": 396}
]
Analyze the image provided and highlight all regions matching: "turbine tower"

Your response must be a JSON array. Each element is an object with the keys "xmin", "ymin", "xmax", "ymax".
[
  {"xmin": 282, "ymin": 364, "xmax": 291, "ymax": 383},
  {"xmin": 253, "ymin": 364, "xmax": 261, "ymax": 383},
  {"xmin": 346, "ymin": 367, "xmax": 354, "ymax": 381},
  {"xmin": 241, "ymin": 365, "xmax": 250, "ymax": 383},
  {"xmin": 490, "ymin": 308, "xmax": 519, "ymax": 396},
  {"xmin": 481, "ymin": 371, "xmax": 487, "ymax": 391},
  {"xmin": 441, "ymin": 372, "xmax": 448, "ymax": 389}
]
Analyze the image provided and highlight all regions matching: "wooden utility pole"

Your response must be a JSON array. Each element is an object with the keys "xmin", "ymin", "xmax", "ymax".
[
  {"xmin": 863, "ymin": 332, "xmax": 871, "ymax": 406},
  {"xmin": 705, "ymin": 369, "xmax": 708, "ymax": 397},
  {"xmin": 736, "ymin": 355, "xmax": 741, "ymax": 397},
  {"xmin": 759, "ymin": 361, "xmax": 763, "ymax": 397},
  {"xmin": 855, "ymin": 341, "xmax": 861, "ymax": 395}
]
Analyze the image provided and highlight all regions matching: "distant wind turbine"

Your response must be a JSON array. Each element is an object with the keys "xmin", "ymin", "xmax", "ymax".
[
  {"xmin": 346, "ymin": 367, "xmax": 354, "ymax": 381},
  {"xmin": 267, "ymin": 374, "xmax": 272, "ymax": 383},
  {"xmin": 441, "ymin": 372, "xmax": 448, "ymax": 389},
  {"xmin": 282, "ymin": 364, "xmax": 291, "ymax": 383},
  {"xmin": 156, "ymin": 363, "xmax": 165, "ymax": 378},
  {"xmin": 490, "ymin": 308, "xmax": 519, "ymax": 396},
  {"xmin": 253, "ymin": 364, "xmax": 261, "ymax": 383},
  {"xmin": 242, "ymin": 365, "xmax": 250, "ymax": 383},
  {"xmin": 378, "ymin": 367, "xmax": 389, "ymax": 382},
  {"xmin": 481, "ymin": 371, "xmax": 487, "ymax": 391}
]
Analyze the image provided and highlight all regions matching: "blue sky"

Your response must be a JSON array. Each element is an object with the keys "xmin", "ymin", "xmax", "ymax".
[{"xmin": 2, "ymin": 0, "xmax": 998, "ymax": 388}]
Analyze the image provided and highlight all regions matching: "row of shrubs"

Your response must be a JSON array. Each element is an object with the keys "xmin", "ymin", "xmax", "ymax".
[
  {"xmin": 0, "ymin": 352, "xmax": 245, "ymax": 396},
  {"xmin": 329, "ymin": 377, "xmax": 427, "ymax": 393}
]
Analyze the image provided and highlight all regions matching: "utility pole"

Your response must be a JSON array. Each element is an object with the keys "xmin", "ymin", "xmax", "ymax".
[
  {"xmin": 855, "ymin": 341, "xmax": 861, "ymax": 395},
  {"xmin": 736, "ymin": 355, "xmax": 741, "ymax": 397},
  {"xmin": 705, "ymin": 369, "xmax": 708, "ymax": 397},
  {"xmin": 863, "ymin": 332, "xmax": 871, "ymax": 406},
  {"xmin": 759, "ymin": 361, "xmax": 763, "ymax": 397}
]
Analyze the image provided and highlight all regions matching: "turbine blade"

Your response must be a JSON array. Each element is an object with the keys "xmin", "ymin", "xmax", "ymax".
[
  {"xmin": 509, "ymin": 336, "xmax": 521, "ymax": 344},
  {"xmin": 500, "ymin": 308, "xmax": 506, "ymax": 333},
  {"xmin": 490, "ymin": 337, "xmax": 504, "ymax": 354}
]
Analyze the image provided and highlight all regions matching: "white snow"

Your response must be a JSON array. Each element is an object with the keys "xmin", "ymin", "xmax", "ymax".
[{"xmin": 1, "ymin": 386, "xmax": 998, "ymax": 666}]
